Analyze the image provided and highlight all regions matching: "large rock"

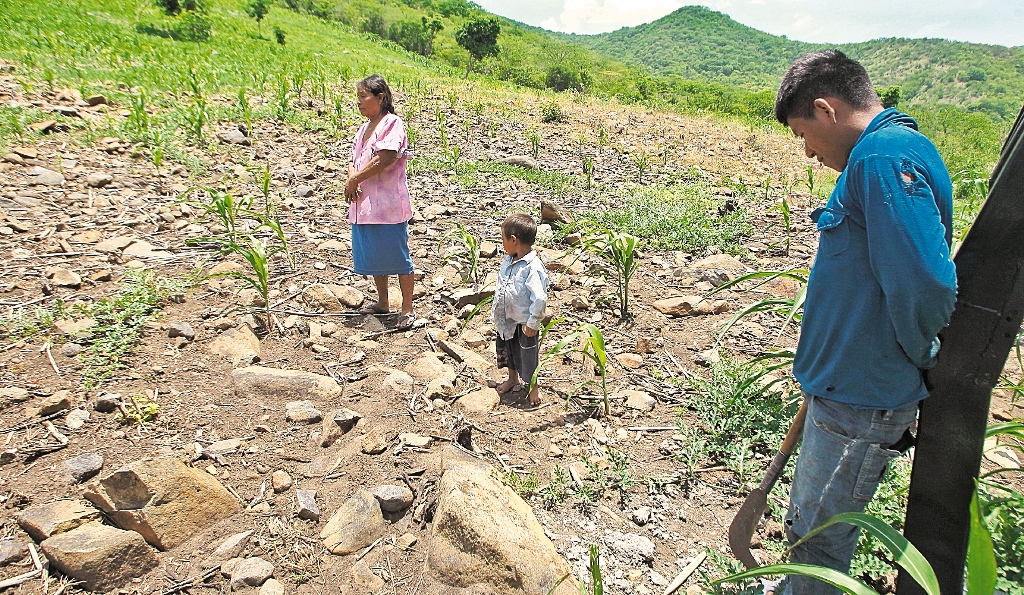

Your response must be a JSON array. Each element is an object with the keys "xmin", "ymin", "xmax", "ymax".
[
  {"xmin": 18, "ymin": 500, "xmax": 101, "ymax": 542},
  {"xmin": 540, "ymin": 199, "xmax": 573, "ymax": 225},
  {"xmin": 371, "ymin": 485, "xmax": 414, "ymax": 513},
  {"xmin": 231, "ymin": 556, "xmax": 275, "ymax": 587},
  {"xmin": 285, "ymin": 400, "xmax": 322, "ymax": 424},
  {"xmin": 427, "ymin": 450, "xmax": 579, "ymax": 594},
  {"xmin": 534, "ymin": 247, "xmax": 585, "ymax": 275},
  {"xmin": 40, "ymin": 522, "xmax": 159, "ymax": 592},
  {"xmin": 208, "ymin": 325, "xmax": 261, "ymax": 367},
  {"xmin": 83, "ymin": 457, "xmax": 238, "ymax": 550},
  {"xmin": 29, "ymin": 166, "xmax": 65, "ymax": 186},
  {"xmin": 436, "ymin": 340, "xmax": 493, "ymax": 374},
  {"xmin": 232, "ymin": 366, "xmax": 343, "ymax": 401},
  {"xmin": 302, "ymin": 284, "xmax": 343, "ymax": 313},
  {"xmin": 319, "ymin": 489, "xmax": 386, "ymax": 555},
  {"xmin": 452, "ymin": 286, "xmax": 495, "ymax": 308},
  {"xmin": 495, "ymin": 155, "xmax": 539, "ymax": 170},
  {"xmin": 60, "ymin": 452, "xmax": 104, "ymax": 483},
  {"xmin": 325, "ymin": 284, "xmax": 364, "ymax": 308},
  {"xmin": 690, "ymin": 253, "xmax": 746, "ymax": 272},
  {"xmin": 652, "ymin": 295, "xmax": 730, "ymax": 317},
  {"xmin": 85, "ymin": 172, "xmax": 113, "ymax": 188}
]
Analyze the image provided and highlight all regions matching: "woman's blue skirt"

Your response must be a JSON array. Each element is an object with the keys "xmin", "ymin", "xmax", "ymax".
[{"xmin": 351, "ymin": 221, "xmax": 414, "ymax": 276}]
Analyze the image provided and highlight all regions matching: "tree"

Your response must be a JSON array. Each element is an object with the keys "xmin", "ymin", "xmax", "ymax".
[
  {"xmin": 455, "ymin": 17, "xmax": 500, "ymax": 79},
  {"xmin": 246, "ymin": 0, "xmax": 270, "ymax": 37}
]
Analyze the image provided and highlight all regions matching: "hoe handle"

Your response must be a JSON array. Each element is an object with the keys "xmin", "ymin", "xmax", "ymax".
[{"xmin": 758, "ymin": 400, "xmax": 808, "ymax": 492}]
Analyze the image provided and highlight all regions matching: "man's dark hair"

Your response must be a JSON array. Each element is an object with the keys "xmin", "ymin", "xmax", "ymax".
[
  {"xmin": 774, "ymin": 50, "xmax": 880, "ymax": 125},
  {"xmin": 502, "ymin": 213, "xmax": 537, "ymax": 246},
  {"xmin": 358, "ymin": 74, "xmax": 395, "ymax": 115}
]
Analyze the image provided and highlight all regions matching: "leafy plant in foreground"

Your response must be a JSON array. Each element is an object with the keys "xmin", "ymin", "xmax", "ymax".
[
  {"xmin": 438, "ymin": 222, "xmax": 481, "ymax": 285},
  {"xmin": 584, "ymin": 228, "xmax": 640, "ymax": 319}
]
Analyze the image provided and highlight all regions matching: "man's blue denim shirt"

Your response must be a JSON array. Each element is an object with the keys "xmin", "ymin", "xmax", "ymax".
[{"xmin": 793, "ymin": 108, "xmax": 958, "ymax": 410}]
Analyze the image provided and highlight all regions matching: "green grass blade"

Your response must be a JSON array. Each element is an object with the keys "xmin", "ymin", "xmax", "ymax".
[
  {"xmin": 713, "ymin": 563, "xmax": 878, "ymax": 595},
  {"xmin": 967, "ymin": 488, "xmax": 997, "ymax": 595},
  {"xmin": 788, "ymin": 512, "xmax": 939, "ymax": 595}
]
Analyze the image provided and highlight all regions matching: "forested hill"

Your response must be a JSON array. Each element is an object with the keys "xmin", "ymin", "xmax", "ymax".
[{"xmin": 554, "ymin": 5, "xmax": 1024, "ymax": 120}]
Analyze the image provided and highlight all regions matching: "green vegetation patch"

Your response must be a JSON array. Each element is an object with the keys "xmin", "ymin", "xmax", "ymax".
[
  {"xmin": 583, "ymin": 184, "xmax": 752, "ymax": 253},
  {"xmin": 411, "ymin": 155, "xmax": 583, "ymax": 198},
  {"xmin": 78, "ymin": 271, "xmax": 192, "ymax": 388}
]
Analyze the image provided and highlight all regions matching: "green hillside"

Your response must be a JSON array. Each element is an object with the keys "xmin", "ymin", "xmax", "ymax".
[{"xmin": 558, "ymin": 5, "xmax": 1024, "ymax": 121}]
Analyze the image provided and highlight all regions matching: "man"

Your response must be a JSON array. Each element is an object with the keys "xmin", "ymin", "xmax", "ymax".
[{"xmin": 774, "ymin": 50, "xmax": 957, "ymax": 593}]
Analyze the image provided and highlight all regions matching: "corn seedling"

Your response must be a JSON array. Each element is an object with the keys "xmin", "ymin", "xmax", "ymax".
[
  {"xmin": 184, "ymin": 67, "xmax": 208, "ymax": 144},
  {"xmin": 487, "ymin": 120, "xmax": 498, "ymax": 137},
  {"xmin": 584, "ymin": 229, "xmax": 640, "ymax": 319},
  {"xmin": 444, "ymin": 145, "xmax": 462, "ymax": 173},
  {"xmin": 274, "ymin": 74, "xmax": 291, "ymax": 118},
  {"xmin": 238, "ymin": 86, "xmax": 254, "ymax": 137},
  {"xmin": 438, "ymin": 222, "xmax": 481, "ymax": 285},
  {"xmin": 577, "ymin": 323, "xmax": 610, "ymax": 415},
  {"xmin": 256, "ymin": 163, "xmax": 273, "ymax": 213},
  {"xmin": 204, "ymin": 236, "xmax": 283, "ymax": 331},
  {"xmin": 460, "ymin": 296, "xmax": 493, "ymax": 332},
  {"xmin": 407, "ymin": 124, "xmax": 419, "ymax": 148},
  {"xmin": 708, "ymin": 269, "xmax": 808, "ymax": 342},
  {"xmin": 127, "ymin": 89, "xmax": 150, "ymax": 139},
  {"xmin": 527, "ymin": 127, "xmax": 541, "ymax": 160},
  {"xmin": 629, "ymin": 150, "xmax": 651, "ymax": 183},
  {"xmin": 435, "ymin": 105, "xmax": 446, "ymax": 127},
  {"xmin": 547, "ymin": 544, "xmax": 602, "ymax": 595},
  {"xmin": 445, "ymin": 88, "xmax": 458, "ymax": 110},
  {"xmin": 597, "ymin": 125, "xmax": 609, "ymax": 151}
]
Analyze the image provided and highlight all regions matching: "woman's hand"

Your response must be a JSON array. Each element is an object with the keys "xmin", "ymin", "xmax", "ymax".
[
  {"xmin": 523, "ymin": 325, "xmax": 538, "ymax": 337},
  {"xmin": 344, "ymin": 174, "xmax": 360, "ymax": 202}
]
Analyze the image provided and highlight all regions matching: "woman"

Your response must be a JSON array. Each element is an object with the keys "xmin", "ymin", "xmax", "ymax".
[{"xmin": 345, "ymin": 74, "xmax": 415, "ymax": 330}]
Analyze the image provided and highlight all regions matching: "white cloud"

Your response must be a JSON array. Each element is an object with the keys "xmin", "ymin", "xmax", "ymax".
[{"xmin": 540, "ymin": 0, "xmax": 686, "ymax": 34}]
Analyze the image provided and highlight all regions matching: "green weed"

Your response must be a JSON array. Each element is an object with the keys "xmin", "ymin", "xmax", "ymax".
[
  {"xmin": 540, "ymin": 100, "xmax": 563, "ymax": 123},
  {"xmin": 527, "ymin": 127, "xmax": 541, "ymax": 160}
]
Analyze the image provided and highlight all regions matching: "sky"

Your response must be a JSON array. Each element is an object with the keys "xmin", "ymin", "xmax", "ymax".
[{"xmin": 474, "ymin": 0, "xmax": 1024, "ymax": 47}]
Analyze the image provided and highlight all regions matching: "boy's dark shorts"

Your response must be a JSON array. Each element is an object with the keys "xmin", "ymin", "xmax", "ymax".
[{"xmin": 495, "ymin": 324, "xmax": 540, "ymax": 388}]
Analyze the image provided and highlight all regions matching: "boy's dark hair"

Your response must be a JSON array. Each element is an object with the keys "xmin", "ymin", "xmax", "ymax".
[
  {"xmin": 358, "ymin": 74, "xmax": 395, "ymax": 115},
  {"xmin": 502, "ymin": 213, "xmax": 537, "ymax": 245},
  {"xmin": 774, "ymin": 50, "xmax": 880, "ymax": 125}
]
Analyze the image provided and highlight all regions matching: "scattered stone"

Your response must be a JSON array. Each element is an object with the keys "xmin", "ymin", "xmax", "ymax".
[
  {"xmin": 452, "ymin": 286, "xmax": 495, "ymax": 308},
  {"xmin": 11, "ymin": 146, "xmax": 37, "ymax": 159},
  {"xmin": 0, "ymin": 539, "xmax": 28, "ymax": 566},
  {"xmin": 496, "ymin": 155, "xmax": 539, "ymax": 169},
  {"xmin": 361, "ymin": 429, "xmax": 390, "ymax": 454},
  {"xmin": 85, "ymin": 172, "xmax": 113, "ymax": 188},
  {"xmin": 382, "ymin": 369, "xmax": 415, "ymax": 395},
  {"xmin": 620, "ymin": 389, "xmax": 656, "ymax": 412},
  {"xmin": 371, "ymin": 485, "xmax": 414, "ymax": 513},
  {"xmin": 479, "ymin": 241, "xmax": 498, "ymax": 258},
  {"xmin": 31, "ymin": 390, "xmax": 73, "ymax": 416},
  {"xmin": 29, "ymin": 166, "xmax": 65, "ymax": 186},
  {"xmin": 428, "ymin": 457, "xmax": 579, "ymax": 594},
  {"xmin": 616, "ymin": 353, "xmax": 643, "ymax": 369},
  {"xmin": 221, "ymin": 557, "xmax": 241, "ymax": 577},
  {"xmin": 548, "ymin": 444, "xmax": 563, "ymax": 457},
  {"xmin": 18, "ymin": 500, "xmax": 101, "ymax": 542},
  {"xmin": 691, "ymin": 253, "xmax": 746, "ymax": 272},
  {"xmin": 3, "ymin": 152, "xmax": 24, "ymax": 165},
  {"xmin": 319, "ymin": 489, "xmax": 386, "ymax": 555},
  {"xmin": 218, "ymin": 129, "xmax": 251, "ymax": 146},
  {"xmin": 208, "ymin": 531, "xmax": 253, "ymax": 564},
  {"xmin": 207, "ymin": 437, "xmax": 243, "ymax": 455},
  {"xmin": 461, "ymin": 329, "xmax": 488, "ymax": 349},
  {"xmin": 535, "ymin": 246, "xmax": 585, "ymax": 275},
  {"xmin": 272, "ymin": 470, "xmax": 293, "ymax": 493},
  {"xmin": 540, "ymin": 199, "xmax": 573, "ymax": 225},
  {"xmin": 93, "ymin": 394, "xmax": 120, "ymax": 412},
  {"xmin": 629, "ymin": 507, "xmax": 652, "ymax": 526},
  {"xmin": 320, "ymin": 408, "xmax": 362, "ymax": 447},
  {"xmin": 208, "ymin": 325, "xmax": 261, "ymax": 367},
  {"xmin": 299, "ymin": 453, "xmax": 342, "ymax": 478},
  {"xmin": 436, "ymin": 340, "xmax": 493, "ymax": 374},
  {"xmin": 399, "ymin": 433, "xmax": 433, "ymax": 448},
  {"xmin": 396, "ymin": 533, "xmax": 417, "ymax": 549},
  {"xmin": 260, "ymin": 578, "xmax": 285, "ymax": 595},
  {"xmin": 404, "ymin": 353, "xmax": 457, "ymax": 383},
  {"xmin": 47, "ymin": 268, "xmax": 82, "ymax": 288},
  {"xmin": 459, "ymin": 387, "xmax": 500, "ymax": 414},
  {"xmin": 317, "ymin": 239, "xmax": 350, "ymax": 251},
  {"xmin": 85, "ymin": 94, "xmax": 107, "ymax": 106},
  {"xmin": 352, "ymin": 558, "xmax": 385, "ymax": 592},
  {"xmin": 285, "ymin": 400, "xmax": 323, "ymax": 424},
  {"xmin": 296, "ymin": 489, "xmax": 320, "ymax": 521},
  {"xmin": 60, "ymin": 452, "xmax": 103, "ymax": 483},
  {"xmin": 603, "ymin": 531, "xmax": 656, "ymax": 565},
  {"xmin": 53, "ymin": 317, "xmax": 94, "ymax": 336},
  {"xmin": 41, "ymin": 522, "xmax": 159, "ymax": 592},
  {"xmin": 83, "ymin": 457, "xmax": 238, "ymax": 550},
  {"xmin": 325, "ymin": 284, "xmax": 364, "ymax": 308},
  {"xmin": 168, "ymin": 321, "xmax": 195, "ymax": 341},
  {"xmin": 232, "ymin": 366, "xmax": 342, "ymax": 401},
  {"xmin": 652, "ymin": 295, "xmax": 730, "ymax": 317},
  {"xmin": 571, "ymin": 295, "xmax": 591, "ymax": 310},
  {"xmin": 60, "ymin": 343, "xmax": 83, "ymax": 358},
  {"xmin": 294, "ymin": 185, "xmax": 314, "ymax": 198},
  {"xmin": 0, "ymin": 387, "xmax": 30, "ymax": 404},
  {"xmin": 231, "ymin": 556, "xmax": 275, "ymax": 588}
]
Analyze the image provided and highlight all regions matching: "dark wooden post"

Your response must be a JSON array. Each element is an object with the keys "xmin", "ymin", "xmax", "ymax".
[{"xmin": 898, "ymin": 106, "xmax": 1024, "ymax": 595}]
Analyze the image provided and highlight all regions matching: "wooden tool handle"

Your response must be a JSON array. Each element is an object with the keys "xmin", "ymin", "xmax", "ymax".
[{"xmin": 780, "ymin": 399, "xmax": 808, "ymax": 456}]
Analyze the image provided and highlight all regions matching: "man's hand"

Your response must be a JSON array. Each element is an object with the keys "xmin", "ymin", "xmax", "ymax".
[{"xmin": 523, "ymin": 325, "xmax": 538, "ymax": 337}]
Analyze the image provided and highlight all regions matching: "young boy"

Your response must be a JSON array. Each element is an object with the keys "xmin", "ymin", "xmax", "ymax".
[{"xmin": 491, "ymin": 214, "xmax": 549, "ymax": 406}]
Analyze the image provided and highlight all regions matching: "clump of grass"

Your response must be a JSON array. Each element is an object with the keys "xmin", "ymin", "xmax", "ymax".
[
  {"xmin": 540, "ymin": 100, "xmax": 563, "ymax": 123},
  {"xmin": 80, "ymin": 270, "xmax": 193, "ymax": 388},
  {"xmin": 0, "ymin": 302, "xmax": 68, "ymax": 342},
  {"xmin": 582, "ymin": 184, "xmax": 751, "ymax": 252}
]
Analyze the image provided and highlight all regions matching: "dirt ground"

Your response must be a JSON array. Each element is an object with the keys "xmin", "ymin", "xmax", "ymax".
[{"xmin": 1, "ymin": 76, "xmax": 1021, "ymax": 595}]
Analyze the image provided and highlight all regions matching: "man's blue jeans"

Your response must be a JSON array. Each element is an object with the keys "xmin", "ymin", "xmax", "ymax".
[{"xmin": 781, "ymin": 394, "xmax": 917, "ymax": 595}]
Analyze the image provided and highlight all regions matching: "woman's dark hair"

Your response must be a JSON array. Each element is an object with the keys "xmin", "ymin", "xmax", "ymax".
[
  {"xmin": 358, "ymin": 74, "xmax": 395, "ymax": 115},
  {"xmin": 501, "ymin": 213, "xmax": 537, "ymax": 245},
  {"xmin": 774, "ymin": 50, "xmax": 880, "ymax": 125}
]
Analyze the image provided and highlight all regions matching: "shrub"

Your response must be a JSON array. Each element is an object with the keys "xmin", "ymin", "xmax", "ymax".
[
  {"xmin": 545, "ymin": 62, "xmax": 591, "ymax": 93},
  {"xmin": 172, "ymin": 11, "xmax": 211, "ymax": 42},
  {"xmin": 273, "ymin": 26, "xmax": 286, "ymax": 45},
  {"xmin": 154, "ymin": 0, "xmax": 203, "ymax": 16},
  {"xmin": 539, "ymin": 100, "xmax": 563, "ymax": 123}
]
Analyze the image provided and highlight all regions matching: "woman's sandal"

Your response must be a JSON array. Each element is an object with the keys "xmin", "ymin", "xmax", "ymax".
[{"xmin": 396, "ymin": 312, "xmax": 416, "ymax": 330}]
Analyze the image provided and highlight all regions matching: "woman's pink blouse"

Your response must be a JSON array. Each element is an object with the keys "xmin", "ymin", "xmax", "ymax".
[{"xmin": 348, "ymin": 113, "xmax": 412, "ymax": 224}]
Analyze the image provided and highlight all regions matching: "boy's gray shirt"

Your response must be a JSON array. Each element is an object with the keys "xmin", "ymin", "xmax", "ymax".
[{"xmin": 490, "ymin": 250, "xmax": 549, "ymax": 340}]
